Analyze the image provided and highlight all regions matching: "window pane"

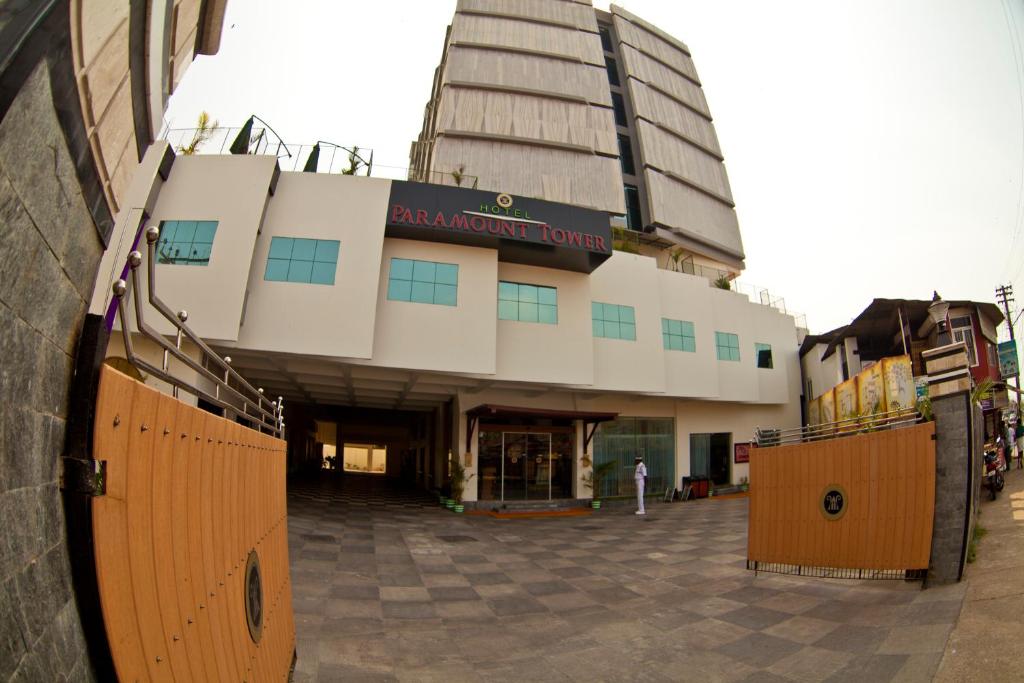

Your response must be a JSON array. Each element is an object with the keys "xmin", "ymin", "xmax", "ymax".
[
  {"xmin": 621, "ymin": 323, "xmax": 636, "ymax": 341},
  {"xmin": 619, "ymin": 306, "xmax": 635, "ymax": 324},
  {"xmin": 661, "ymin": 319, "xmax": 670, "ymax": 333},
  {"xmin": 599, "ymin": 25, "xmax": 613, "ymax": 52},
  {"xmin": 287, "ymin": 260, "xmax": 313, "ymax": 283},
  {"xmin": 435, "ymin": 263, "xmax": 458, "ymax": 285},
  {"xmin": 410, "ymin": 281, "xmax": 434, "ymax": 303},
  {"xmin": 668, "ymin": 319, "xmax": 681, "ymax": 335},
  {"xmin": 314, "ymin": 240, "xmax": 340, "ymax": 263},
  {"xmin": 605, "ymin": 321, "xmax": 620, "ymax": 339},
  {"xmin": 268, "ymin": 237, "xmax": 293, "ymax": 259},
  {"xmin": 617, "ymin": 134, "xmax": 635, "ymax": 175},
  {"xmin": 159, "ymin": 221, "xmax": 178, "ymax": 243},
  {"xmin": 605, "ymin": 57, "xmax": 620, "ymax": 86},
  {"xmin": 592, "ymin": 302, "xmax": 602, "ymax": 320},
  {"xmin": 518, "ymin": 284, "xmax": 538, "ymax": 303},
  {"xmin": 388, "ymin": 279, "xmax": 412, "ymax": 301},
  {"xmin": 538, "ymin": 287, "xmax": 557, "ymax": 306},
  {"xmin": 624, "ymin": 185, "xmax": 642, "ymax": 230},
  {"xmin": 682, "ymin": 337, "xmax": 696, "ymax": 353},
  {"xmin": 191, "ymin": 243, "xmax": 212, "ymax": 262},
  {"xmin": 603, "ymin": 304, "xmax": 619, "ymax": 322},
  {"xmin": 310, "ymin": 261, "xmax": 336, "ymax": 285},
  {"xmin": 498, "ymin": 300, "xmax": 518, "ymax": 320},
  {"xmin": 194, "ymin": 221, "xmax": 218, "ymax": 243},
  {"xmin": 292, "ymin": 239, "xmax": 316, "ymax": 261},
  {"xmin": 519, "ymin": 302, "xmax": 538, "ymax": 322},
  {"xmin": 174, "ymin": 221, "xmax": 197, "ymax": 242},
  {"xmin": 593, "ymin": 319, "xmax": 604, "ymax": 337},
  {"xmin": 390, "ymin": 258, "xmax": 413, "ymax": 280},
  {"xmin": 498, "ymin": 282, "xmax": 518, "ymax": 301},
  {"xmin": 412, "ymin": 260, "xmax": 436, "ymax": 282},
  {"xmin": 434, "ymin": 283, "xmax": 457, "ymax": 306},
  {"xmin": 539, "ymin": 304, "xmax": 557, "ymax": 324},
  {"xmin": 265, "ymin": 258, "xmax": 289, "ymax": 281},
  {"xmin": 612, "ymin": 92, "xmax": 627, "ymax": 126}
]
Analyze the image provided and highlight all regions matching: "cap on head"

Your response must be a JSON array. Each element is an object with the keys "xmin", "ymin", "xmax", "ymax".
[{"xmin": 634, "ymin": 455, "xmax": 643, "ymax": 461}]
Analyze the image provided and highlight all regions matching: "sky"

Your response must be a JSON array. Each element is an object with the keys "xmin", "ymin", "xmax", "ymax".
[{"xmin": 165, "ymin": 0, "xmax": 1024, "ymax": 337}]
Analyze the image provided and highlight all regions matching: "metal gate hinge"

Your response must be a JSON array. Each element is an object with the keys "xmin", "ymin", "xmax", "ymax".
[{"xmin": 60, "ymin": 458, "xmax": 107, "ymax": 496}]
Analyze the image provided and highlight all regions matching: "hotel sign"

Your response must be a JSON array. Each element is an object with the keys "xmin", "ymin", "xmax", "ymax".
[{"xmin": 386, "ymin": 181, "xmax": 612, "ymax": 273}]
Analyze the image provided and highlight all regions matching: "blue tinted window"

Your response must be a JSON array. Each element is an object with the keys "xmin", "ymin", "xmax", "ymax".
[
  {"xmin": 755, "ymin": 342, "xmax": 773, "ymax": 369},
  {"xmin": 387, "ymin": 258, "xmax": 458, "ymax": 306},
  {"xmin": 498, "ymin": 281, "xmax": 557, "ymax": 324},
  {"xmin": 593, "ymin": 302, "xmax": 636, "ymax": 341},
  {"xmin": 156, "ymin": 220, "xmax": 219, "ymax": 266},
  {"xmin": 662, "ymin": 318, "xmax": 696, "ymax": 352},
  {"xmin": 263, "ymin": 236, "xmax": 339, "ymax": 285},
  {"xmin": 715, "ymin": 332, "xmax": 740, "ymax": 362}
]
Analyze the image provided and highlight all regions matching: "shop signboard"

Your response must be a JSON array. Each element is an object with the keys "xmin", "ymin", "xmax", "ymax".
[
  {"xmin": 385, "ymin": 181, "xmax": 613, "ymax": 273},
  {"xmin": 998, "ymin": 340, "xmax": 1019, "ymax": 380},
  {"xmin": 734, "ymin": 442, "xmax": 751, "ymax": 464}
]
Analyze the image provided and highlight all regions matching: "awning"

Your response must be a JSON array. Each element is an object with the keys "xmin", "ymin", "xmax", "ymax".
[{"xmin": 464, "ymin": 404, "xmax": 617, "ymax": 455}]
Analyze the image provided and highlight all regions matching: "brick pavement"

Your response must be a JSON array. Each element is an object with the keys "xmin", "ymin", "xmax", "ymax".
[{"xmin": 287, "ymin": 477, "xmax": 966, "ymax": 682}]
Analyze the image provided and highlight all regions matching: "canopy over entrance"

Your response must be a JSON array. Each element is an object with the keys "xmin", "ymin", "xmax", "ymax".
[{"xmin": 465, "ymin": 404, "xmax": 618, "ymax": 455}]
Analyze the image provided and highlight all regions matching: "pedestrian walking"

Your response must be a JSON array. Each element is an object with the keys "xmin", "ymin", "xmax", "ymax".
[
  {"xmin": 634, "ymin": 455, "xmax": 647, "ymax": 515},
  {"xmin": 1016, "ymin": 422, "xmax": 1024, "ymax": 469}
]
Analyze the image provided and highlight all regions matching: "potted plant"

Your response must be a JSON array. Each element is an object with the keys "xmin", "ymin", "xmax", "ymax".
[
  {"xmin": 739, "ymin": 476, "xmax": 749, "ymax": 492},
  {"xmin": 582, "ymin": 460, "xmax": 616, "ymax": 509},
  {"xmin": 449, "ymin": 454, "xmax": 474, "ymax": 513}
]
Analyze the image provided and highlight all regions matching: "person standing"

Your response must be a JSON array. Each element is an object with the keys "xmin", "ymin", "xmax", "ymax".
[
  {"xmin": 1016, "ymin": 421, "xmax": 1024, "ymax": 469},
  {"xmin": 634, "ymin": 455, "xmax": 647, "ymax": 515}
]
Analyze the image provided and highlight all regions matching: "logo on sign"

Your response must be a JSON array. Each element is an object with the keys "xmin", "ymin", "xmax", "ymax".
[
  {"xmin": 820, "ymin": 485, "xmax": 848, "ymax": 521},
  {"xmin": 245, "ymin": 550, "xmax": 264, "ymax": 643}
]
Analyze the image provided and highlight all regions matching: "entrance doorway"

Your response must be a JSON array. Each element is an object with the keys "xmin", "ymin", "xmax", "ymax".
[
  {"xmin": 690, "ymin": 432, "xmax": 732, "ymax": 486},
  {"xmin": 478, "ymin": 430, "xmax": 574, "ymax": 501}
]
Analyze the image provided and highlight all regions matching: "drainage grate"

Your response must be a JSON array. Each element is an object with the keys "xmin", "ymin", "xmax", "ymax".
[{"xmin": 436, "ymin": 535, "xmax": 477, "ymax": 543}]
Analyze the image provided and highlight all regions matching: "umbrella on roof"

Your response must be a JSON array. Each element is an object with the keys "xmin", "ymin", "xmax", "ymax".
[
  {"xmin": 302, "ymin": 143, "xmax": 320, "ymax": 173},
  {"xmin": 229, "ymin": 116, "xmax": 254, "ymax": 154}
]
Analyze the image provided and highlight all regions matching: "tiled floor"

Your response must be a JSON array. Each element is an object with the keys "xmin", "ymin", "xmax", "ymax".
[{"xmin": 287, "ymin": 477, "xmax": 965, "ymax": 682}]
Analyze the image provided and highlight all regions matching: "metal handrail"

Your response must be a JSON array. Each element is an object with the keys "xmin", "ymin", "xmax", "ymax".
[
  {"xmin": 755, "ymin": 407, "xmax": 921, "ymax": 447},
  {"xmin": 111, "ymin": 226, "xmax": 284, "ymax": 437}
]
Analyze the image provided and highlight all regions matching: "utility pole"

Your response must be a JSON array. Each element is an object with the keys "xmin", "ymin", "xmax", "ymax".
[{"xmin": 995, "ymin": 284, "xmax": 1021, "ymax": 401}]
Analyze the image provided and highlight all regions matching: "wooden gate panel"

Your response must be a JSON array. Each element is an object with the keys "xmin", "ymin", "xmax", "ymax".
[
  {"xmin": 92, "ymin": 366, "xmax": 295, "ymax": 681},
  {"xmin": 748, "ymin": 421, "xmax": 935, "ymax": 572}
]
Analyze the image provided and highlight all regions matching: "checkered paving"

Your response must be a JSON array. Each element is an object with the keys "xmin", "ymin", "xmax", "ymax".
[{"xmin": 287, "ymin": 477, "xmax": 965, "ymax": 682}]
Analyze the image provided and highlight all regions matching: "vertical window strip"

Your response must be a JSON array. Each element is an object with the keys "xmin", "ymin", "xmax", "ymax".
[
  {"xmin": 264, "ymin": 237, "xmax": 340, "ymax": 285},
  {"xmin": 661, "ymin": 318, "xmax": 696, "ymax": 352},
  {"xmin": 498, "ymin": 281, "xmax": 558, "ymax": 324},
  {"xmin": 592, "ymin": 301, "xmax": 636, "ymax": 341},
  {"xmin": 387, "ymin": 257, "xmax": 458, "ymax": 306}
]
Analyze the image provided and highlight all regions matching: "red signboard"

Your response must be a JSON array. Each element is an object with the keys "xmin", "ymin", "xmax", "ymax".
[{"xmin": 735, "ymin": 442, "xmax": 751, "ymax": 464}]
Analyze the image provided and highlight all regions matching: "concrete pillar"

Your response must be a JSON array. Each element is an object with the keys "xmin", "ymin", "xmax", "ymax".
[{"xmin": 924, "ymin": 342, "xmax": 984, "ymax": 585}]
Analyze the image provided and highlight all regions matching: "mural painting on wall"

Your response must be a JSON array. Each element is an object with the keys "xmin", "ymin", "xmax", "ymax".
[
  {"xmin": 835, "ymin": 377, "xmax": 858, "ymax": 429},
  {"xmin": 819, "ymin": 389, "xmax": 836, "ymax": 425},
  {"xmin": 856, "ymin": 362, "xmax": 885, "ymax": 415},
  {"xmin": 882, "ymin": 355, "xmax": 915, "ymax": 411}
]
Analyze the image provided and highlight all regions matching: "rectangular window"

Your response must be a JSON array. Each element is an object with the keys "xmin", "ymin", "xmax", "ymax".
[
  {"xmin": 618, "ymin": 134, "xmax": 635, "ymax": 176},
  {"xmin": 715, "ymin": 331, "xmax": 740, "ymax": 362},
  {"xmin": 498, "ymin": 281, "xmax": 557, "ymax": 324},
  {"xmin": 156, "ymin": 220, "xmax": 218, "ymax": 266},
  {"xmin": 662, "ymin": 319, "xmax": 696, "ymax": 352},
  {"xmin": 755, "ymin": 342, "xmax": 773, "ymax": 368},
  {"xmin": 598, "ymin": 25, "xmax": 613, "ymax": 52},
  {"xmin": 387, "ymin": 257, "xmax": 458, "ymax": 306},
  {"xmin": 592, "ymin": 302, "xmax": 636, "ymax": 341},
  {"xmin": 605, "ymin": 56, "xmax": 620, "ymax": 86},
  {"xmin": 950, "ymin": 316, "xmax": 978, "ymax": 366},
  {"xmin": 264, "ymin": 236, "xmax": 340, "ymax": 285},
  {"xmin": 624, "ymin": 184, "xmax": 642, "ymax": 231},
  {"xmin": 612, "ymin": 92, "xmax": 627, "ymax": 127}
]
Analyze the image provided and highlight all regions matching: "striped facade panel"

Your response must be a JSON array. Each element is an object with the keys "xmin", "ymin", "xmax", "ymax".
[
  {"xmin": 627, "ymin": 78, "xmax": 721, "ymax": 156},
  {"xmin": 635, "ymin": 120, "xmax": 733, "ymax": 202},
  {"xmin": 457, "ymin": 0, "xmax": 599, "ymax": 31},
  {"xmin": 619, "ymin": 44, "xmax": 709, "ymax": 116},
  {"xmin": 644, "ymin": 170, "xmax": 744, "ymax": 258},
  {"xmin": 451, "ymin": 13, "xmax": 604, "ymax": 65},
  {"xmin": 610, "ymin": 10, "xmax": 699, "ymax": 82}
]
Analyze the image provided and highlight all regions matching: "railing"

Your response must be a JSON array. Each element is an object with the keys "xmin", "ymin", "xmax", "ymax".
[
  {"xmin": 755, "ymin": 407, "xmax": 922, "ymax": 447},
  {"xmin": 161, "ymin": 126, "xmax": 374, "ymax": 176},
  {"xmin": 110, "ymin": 226, "xmax": 284, "ymax": 437}
]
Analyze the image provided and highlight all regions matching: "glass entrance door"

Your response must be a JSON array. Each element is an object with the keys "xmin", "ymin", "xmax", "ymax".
[{"xmin": 479, "ymin": 431, "xmax": 569, "ymax": 501}]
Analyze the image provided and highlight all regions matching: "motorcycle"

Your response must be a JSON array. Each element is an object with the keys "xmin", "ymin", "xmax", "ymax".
[{"xmin": 983, "ymin": 447, "xmax": 1005, "ymax": 500}]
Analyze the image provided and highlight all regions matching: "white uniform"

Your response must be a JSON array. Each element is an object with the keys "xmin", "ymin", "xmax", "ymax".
[{"xmin": 635, "ymin": 461, "xmax": 647, "ymax": 515}]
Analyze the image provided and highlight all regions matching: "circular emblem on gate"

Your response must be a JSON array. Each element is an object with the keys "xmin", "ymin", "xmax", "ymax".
[
  {"xmin": 244, "ymin": 549, "xmax": 263, "ymax": 643},
  {"xmin": 820, "ymin": 485, "xmax": 848, "ymax": 521},
  {"xmin": 496, "ymin": 193, "xmax": 513, "ymax": 208}
]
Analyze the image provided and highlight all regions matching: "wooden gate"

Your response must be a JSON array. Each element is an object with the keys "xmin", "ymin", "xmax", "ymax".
[
  {"xmin": 91, "ymin": 365, "xmax": 295, "ymax": 680},
  {"xmin": 748, "ymin": 421, "xmax": 936, "ymax": 578}
]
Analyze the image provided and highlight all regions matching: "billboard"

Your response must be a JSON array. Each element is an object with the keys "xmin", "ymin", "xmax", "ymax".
[{"xmin": 998, "ymin": 340, "xmax": 1019, "ymax": 380}]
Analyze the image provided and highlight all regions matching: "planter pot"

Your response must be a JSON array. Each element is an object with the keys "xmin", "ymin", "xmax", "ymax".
[
  {"xmin": 453, "ymin": 504, "xmax": 464, "ymax": 513},
  {"xmin": 591, "ymin": 500, "xmax": 601, "ymax": 509},
  {"xmin": 709, "ymin": 491, "xmax": 715, "ymax": 498},
  {"xmin": 439, "ymin": 495, "xmax": 446, "ymax": 505},
  {"xmin": 741, "ymin": 485, "xmax": 749, "ymax": 492},
  {"xmin": 445, "ymin": 499, "xmax": 455, "ymax": 509}
]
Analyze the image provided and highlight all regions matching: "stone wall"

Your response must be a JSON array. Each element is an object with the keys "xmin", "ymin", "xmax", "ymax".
[{"xmin": 0, "ymin": 59, "xmax": 102, "ymax": 680}]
